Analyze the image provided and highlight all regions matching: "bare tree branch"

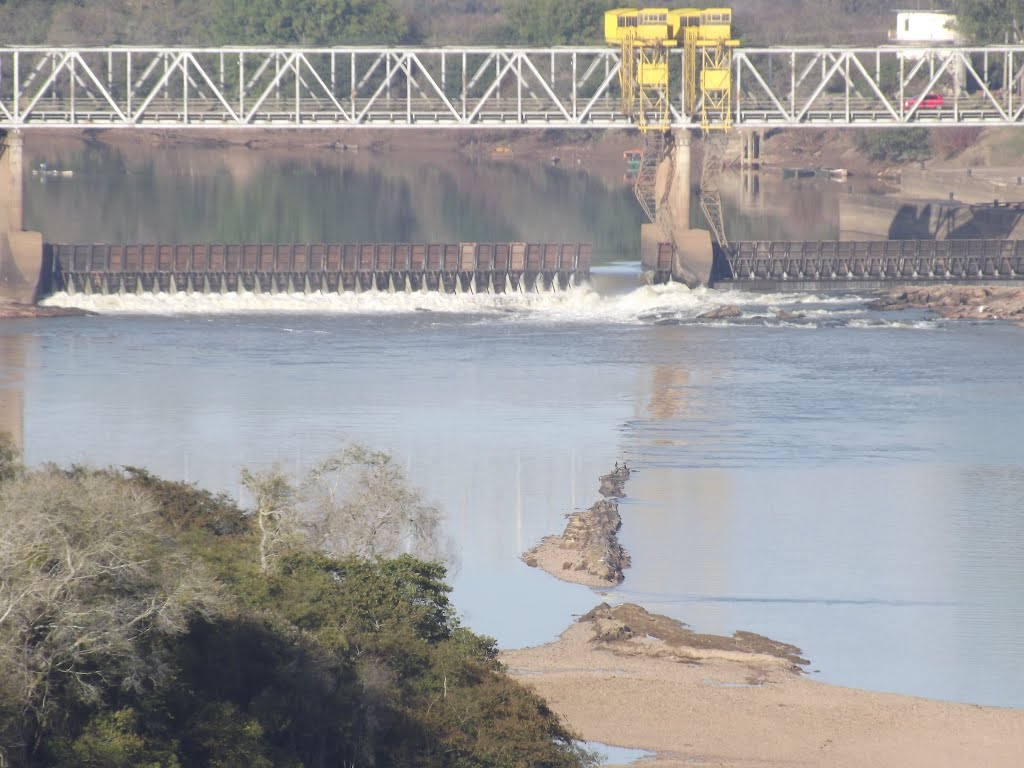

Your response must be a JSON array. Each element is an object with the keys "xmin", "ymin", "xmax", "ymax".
[{"xmin": 0, "ymin": 467, "xmax": 223, "ymax": 733}]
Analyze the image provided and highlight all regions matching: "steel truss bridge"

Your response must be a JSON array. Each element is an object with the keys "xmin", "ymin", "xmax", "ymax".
[{"xmin": 3, "ymin": 44, "xmax": 1024, "ymax": 130}]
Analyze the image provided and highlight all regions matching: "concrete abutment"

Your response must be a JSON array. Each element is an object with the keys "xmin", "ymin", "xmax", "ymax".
[
  {"xmin": 641, "ymin": 129, "xmax": 714, "ymax": 288},
  {"xmin": 0, "ymin": 131, "xmax": 46, "ymax": 305}
]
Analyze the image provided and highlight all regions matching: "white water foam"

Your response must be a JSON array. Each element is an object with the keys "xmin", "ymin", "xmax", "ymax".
[{"xmin": 40, "ymin": 282, "xmax": 930, "ymax": 328}]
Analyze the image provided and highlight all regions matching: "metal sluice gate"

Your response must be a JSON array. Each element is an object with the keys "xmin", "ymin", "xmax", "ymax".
[
  {"xmin": 713, "ymin": 239, "xmax": 1024, "ymax": 286},
  {"xmin": 46, "ymin": 241, "xmax": 592, "ymax": 295}
]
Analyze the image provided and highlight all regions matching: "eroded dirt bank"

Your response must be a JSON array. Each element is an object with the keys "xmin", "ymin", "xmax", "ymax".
[{"xmin": 501, "ymin": 605, "xmax": 1024, "ymax": 768}]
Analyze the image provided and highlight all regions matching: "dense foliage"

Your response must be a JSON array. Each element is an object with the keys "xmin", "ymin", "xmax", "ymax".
[
  {"xmin": 0, "ymin": 0, "xmax": 899, "ymax": 46},
  {"xmin": 952, "ymin": 0, "xmax": 1024, "ymax": 43},
  {"xmin": 497, "ymin": 0, "xmax": 612, "ymax": 45},
  {"xmin": 855, "ymin": 127, "xmax": 934, "ymax": 163},
  {"xmin": 212, "ymin": 0, "xmax": 417, "ymax": 44},
  {"xmin": 0, "ymin": 442, "xmax": 592, "ymax": 768}
]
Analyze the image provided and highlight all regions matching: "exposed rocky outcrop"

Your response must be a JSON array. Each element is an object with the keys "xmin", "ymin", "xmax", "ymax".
[
  {"xmin": 598, "ymin": 462, "xmax": 630, "ymax": 498},
  {"xmin": 869, "ymin": 285, "xmax": 1024, "ymax": 323},
  {"xmin": 521, "ymin": 463, "xmax": 632, "ymax": 588},
  {"xmin": 775, "ymin": 309, "xmax": 805, "ymax": 321},
  {"xmin": 697, "ymin": 304, "xmax": 742, "ymax": 320},
  {"xmin": 579, "ymin": 602, "xmax": 809, "ymax": 672}
]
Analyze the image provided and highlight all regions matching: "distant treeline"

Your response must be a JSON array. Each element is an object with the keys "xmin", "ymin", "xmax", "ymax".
[
  {"xmin": 0, "ymin": 435, "xmax": 594, "ymax": 767},
  {"xmin": 3, "ymin": 1, "xmax": 1007, "ymax": 48}
]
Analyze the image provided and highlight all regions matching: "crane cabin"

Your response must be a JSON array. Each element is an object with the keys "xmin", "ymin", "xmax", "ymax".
[{"xmin": 604, "ymin": 8, "xmax": 679, "ymax": 46}]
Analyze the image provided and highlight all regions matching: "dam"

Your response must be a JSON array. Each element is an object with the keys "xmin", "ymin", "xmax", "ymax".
[{"xmin": 46, "ymin": 241, "xmax": 592, "ymax": 296}]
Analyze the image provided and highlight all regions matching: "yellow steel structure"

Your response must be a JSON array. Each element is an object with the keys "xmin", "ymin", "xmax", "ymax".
[
  {"xmin": 605, "ymin": 8, "xmax": 677, "ymax": 133},
  {"xmin": 604, "ymin": 6, "xmax": 738, "ymax": 134},
  {"xmin": 677, "ymin": 9, "xmax": 701, "ymax": 114},
  {"xmin": 606, "ymin": 7, "xmax": 739, "ymax": 250},
  {"xmin": 695, "ymin": 8, "xmax": 739, "ymax": 132}
]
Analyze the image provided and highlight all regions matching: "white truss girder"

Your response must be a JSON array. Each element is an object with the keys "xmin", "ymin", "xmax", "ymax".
[
  {"xmin": 734, "ymin": 46, "xmax": 1024, "ymax": 127},
  {"xmin": 2, "ymin": 45, "xmax": 1024, "ymax": 129}
]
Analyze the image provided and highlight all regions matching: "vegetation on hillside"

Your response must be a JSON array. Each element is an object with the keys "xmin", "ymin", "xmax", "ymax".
[
  {"xmin": 952, "ymin": 0, "xmax": 1024, "ymax": 43},
  {"xmin": 0, "ymin": 0, "xmax": 899, "ymax": 46},
  {"xmin": 855, "ymin": 127, "xmax": 933, "ymax": 163},
  {"xmin": 0, "ymin": 432, "xmax": 593, "ymax": 768}
]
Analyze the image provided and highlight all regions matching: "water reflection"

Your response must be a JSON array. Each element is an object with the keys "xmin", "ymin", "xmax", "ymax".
[
  {"xmin": 710, "ymin": 169, "xmax": 844, "ymax": 242},
  {"xmin": 646, "ymin": 364, "xmax": 689, "ymax": 427},
  {"xmin": 25, "ymin": 138, "xmax": 880, "ymax": 266},
  {"xmin": 24, "ymin": 138, "xmax": 645, "ymax": 262}
]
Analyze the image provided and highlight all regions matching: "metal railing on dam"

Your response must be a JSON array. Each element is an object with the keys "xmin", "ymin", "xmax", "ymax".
[
  {"xmin": 46, "ymin": 241, "xmax": 591, "ymax": 295},
  {"xmin": 5, "ymin": 45, "xmax": 1024, "ymax": 129},
  {"xmin": 713, "ymin": 239, "xmax": 1024, "ymax": 288}
]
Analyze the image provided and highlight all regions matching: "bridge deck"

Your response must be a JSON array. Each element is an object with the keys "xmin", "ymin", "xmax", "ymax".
[{"xmin": 3, "ymin": 45, "xmax": 1024, "ymax": 129}]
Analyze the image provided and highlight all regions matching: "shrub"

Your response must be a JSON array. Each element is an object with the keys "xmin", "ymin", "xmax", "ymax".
[{"xmin": 855, "ymin": 128, "xmax": 934, "ymax": 162}]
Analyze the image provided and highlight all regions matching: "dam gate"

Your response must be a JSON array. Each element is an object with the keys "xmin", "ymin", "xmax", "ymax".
[{"xmin": 46, "ymin": 241, "xmax": 592, "ymax": 296}]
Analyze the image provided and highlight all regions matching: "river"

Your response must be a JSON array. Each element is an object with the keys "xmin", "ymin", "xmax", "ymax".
[{"xmin": 3, "ymin": 138, "xmax": 1023, "ymax": 710}]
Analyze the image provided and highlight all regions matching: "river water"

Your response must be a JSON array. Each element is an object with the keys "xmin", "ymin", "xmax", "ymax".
[{"xmin": 4, "ymin": 140, "xmax": 1024, "ymax": 710}]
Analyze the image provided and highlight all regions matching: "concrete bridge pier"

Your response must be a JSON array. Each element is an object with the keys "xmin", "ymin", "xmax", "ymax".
[
  {"xmin": 641, "ymin": 129, "xmax": 713, "ymax": 288},
  {"xmin": 0, "ymin": 130, "xmax": 45, "ymax": 305},
  {"xmin": 740, "ymin": 130, "xmax": 761, "ymax": 168}
]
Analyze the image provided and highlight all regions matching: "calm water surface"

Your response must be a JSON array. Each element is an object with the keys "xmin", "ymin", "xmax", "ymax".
[{"xmin": 3, "ymin": 141, "xmax": 1023, "ymax": 710}]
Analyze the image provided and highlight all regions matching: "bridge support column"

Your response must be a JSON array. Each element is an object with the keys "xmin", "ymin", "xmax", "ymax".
[
  {"xmin": 2, "ymin": 131, "xmax": 23, "ymax": 232},
  {"xmin": 0, "ymin": 131, "xmax": 45, "ymax": 305},
  {"xmin": 642, "ymin": 129, "xmax": 713, "ymax": 287},
  {"xmin": 740, "ymin": 130, "xmax": 761, "ymax": 168}
]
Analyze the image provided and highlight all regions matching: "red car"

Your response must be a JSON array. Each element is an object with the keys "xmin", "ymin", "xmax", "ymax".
[{"xmin": 904, "ymin": 93, "xmax": 944, "ymax": 110}]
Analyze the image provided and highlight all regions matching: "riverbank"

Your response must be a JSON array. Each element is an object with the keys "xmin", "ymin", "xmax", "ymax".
[{"xmin": 501, "ymin": 605, "xmax": 1024, "ymax": 768}]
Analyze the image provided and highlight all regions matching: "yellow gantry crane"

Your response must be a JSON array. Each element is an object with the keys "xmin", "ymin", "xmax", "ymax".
[
  {"xmin": 606, "ymin": 7, "xmax": 739, "ymax": 248},
  {"xmin": 605, "ymin": 8, "xmax": 674, "ymax": 133},
  {"xmin": 604, "ymin": 7, "xmax": 738, "ymax": 134}
]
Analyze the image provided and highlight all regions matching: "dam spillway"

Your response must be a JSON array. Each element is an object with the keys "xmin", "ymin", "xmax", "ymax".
[{"xmin": 45, "ymin": 241, "xmax": 592, "ymax": 296}]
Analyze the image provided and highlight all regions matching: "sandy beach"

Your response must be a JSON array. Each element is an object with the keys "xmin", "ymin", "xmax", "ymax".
[{"xmin": 500, "ymin": 604, "xmax": 1024, "ymax": 768}]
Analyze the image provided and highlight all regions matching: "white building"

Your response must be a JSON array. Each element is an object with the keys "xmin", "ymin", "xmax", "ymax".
[{"xmin": 890, "ymin": 10, "xmax": 960, "ymax": 44}]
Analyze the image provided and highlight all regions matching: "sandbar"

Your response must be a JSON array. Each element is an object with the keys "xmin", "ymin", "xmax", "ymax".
[{"xmin": 501, "ymin": 604, "xmax": 1024, "ymax": 768}]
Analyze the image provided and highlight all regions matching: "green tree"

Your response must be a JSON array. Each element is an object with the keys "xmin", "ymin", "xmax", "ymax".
[
  {"xmin": 51, "ymin": 708, "xmax": 182, "ymax": 768},
  {"xmin": 500, "ymin": 0, "xmax": 612, "ymax": 45},
  {"xmin": 0, "ymin": 432, "xmax": 19, "ymax": 484},
  {"xmin": 953, "ymin": 0, "xmax": 1024, "ymax": 43},
  {"xmin": 856, "ymin": 127, "xmax": 933, "ymax": 162},
  {"xmin": 0, "ymin": 459, "xmax": 591, "ymax": 768},
  {"xmin": 212, "ymin": 0, "xmax": 416, "ymax": 45}
]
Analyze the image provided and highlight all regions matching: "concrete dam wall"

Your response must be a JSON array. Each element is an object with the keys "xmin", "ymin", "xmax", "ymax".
[{"xmin": 47, "ymin": 241, "xmax": 592, "ymax": 296}]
